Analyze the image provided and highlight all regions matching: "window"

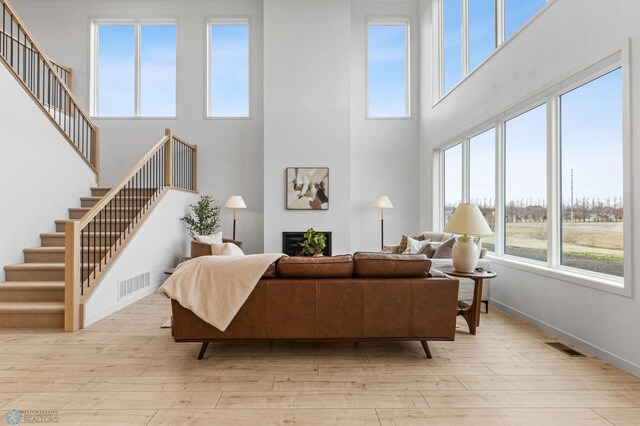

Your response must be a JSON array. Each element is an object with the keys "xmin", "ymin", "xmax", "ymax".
[
  {"xmin": 505, "ymin": 0, "xmax": 547, "ymax": 38},
  {"xmin": 93, "ymin": 22, "xmax": 176, "ymax": 117},
  {"xmin": 443, "ymin": 0, "xmax": 462, "ymax": 92},
  {"xmin": 367, "ymin": 22, "xmax": 410, "ymax": 118},
  {"xmin": 560, "ymin": 68, "xmax": 623, "ymax": 277},
  {"xmin": 443, "ymin": 144, "xmax": 463, "ymax": 225},
  {"xmin": 468, "ymin": 0, "xmax": 495, "ymax": 71},
  {"xmin": 504, "ymin": 104, "xmax": 547, "ymax": 262},
  {"xmin": 439, "ymin": 0, "xmax": 547, "ymax": 97},
  {"xmin": 208, "ymin": 20, "xmax": 250, "ymax": 118},
  {"xmin": 469, "ymin": 128, "xmax": 496, "ymax": 251}
]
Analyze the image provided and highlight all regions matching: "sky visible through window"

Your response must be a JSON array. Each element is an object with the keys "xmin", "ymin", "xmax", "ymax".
[
  {"xmin": 210, "ymin": 25, "xmax": 249, "ymax": 117},
  {"xmin": 467, "ymin": 71, "xmax": 623, "ymax": 204},
  {"xmin": 368, "ymin": 24, "xmax": 408, "ymax": 117},
  {"xmin": 443, "ymin": 0, "xmax": 462, "ymax": 92},
  {"xmin": 140, "ymin": 26, "xmax": 176, "ymax": 117},
  {"xmin": 505, "ymin": 0, "xmax": 547, "ymax": 38},
  {"xmin": 97, "ymin": 24, "xmax": 176, "ymax": 117},
  {"xmin": 98, "ymin": 25, "xmax": 135, "ymax": 117},
  {"xmin": 468, "ymin": 0, "xmax": 495, "ymax": 71}
]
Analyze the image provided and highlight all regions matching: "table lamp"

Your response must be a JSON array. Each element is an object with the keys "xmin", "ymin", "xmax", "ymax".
[
  {"xmin": 374, "ymin": 196, "xmax": 393, "ymax": 249},
  {"xmin": 225, "ymin": 195, "xmax": 247, "ymax": 240},
  {"xmin": 444, "ymin": 203, "xmax": 493, "ymax": 273}
]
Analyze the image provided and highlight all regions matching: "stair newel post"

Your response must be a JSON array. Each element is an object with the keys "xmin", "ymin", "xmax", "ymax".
[
  {"xmin": 64, "ymin": 220, "xmax": 82, "ymax": 331},
  {"xmin": 164, "ymin": 129, "xmax": 173, "ymax": 188},
  {"xmin": 192, "ymin": 145, "xmax": 198, "ymax": 192},
  {"xmin": 91, "ymin": 126, "xmax": 101, "ymax": 185}
]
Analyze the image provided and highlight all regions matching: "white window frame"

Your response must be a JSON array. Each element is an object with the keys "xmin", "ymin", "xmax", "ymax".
[
  {"xmin": 365, "ymin": 17, "xmax": 411, "ymax": 119},
  {"xmin": 433, "ymin": 51, "xmax": 632, "ymax": 297},
  {"xmin": 206, "ymin": 17, "xmax": 252, "ymax": 119},
  {"xmin": 434, "ymin": 0, "xmax": 554, "ymax": 104},
  {"xmin": 90, "ymin": 19, "xmax": 178, "ymax": 119}
]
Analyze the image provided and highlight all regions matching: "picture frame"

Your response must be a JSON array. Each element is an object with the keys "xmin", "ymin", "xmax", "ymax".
[{"xmin": 286, "ymin": 167, "xmax": 329, "ymax": 210}]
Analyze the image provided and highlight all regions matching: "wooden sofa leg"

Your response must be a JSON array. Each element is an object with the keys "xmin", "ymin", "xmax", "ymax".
[
  {"xmin": 198, "ymin": 342, "xmax": 209, "ymax": 360},
  {"xmin": 420, "ymin": 340, "xmax": 432, "ymax": 359}
]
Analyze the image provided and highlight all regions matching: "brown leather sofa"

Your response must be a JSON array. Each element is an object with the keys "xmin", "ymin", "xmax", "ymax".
[{"xmin": 170, "ymin": 252, "xmax": 460, "ymax": 359}]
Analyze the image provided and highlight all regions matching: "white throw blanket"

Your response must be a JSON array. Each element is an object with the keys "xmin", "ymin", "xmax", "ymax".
[{"xmin": 158, "ymin": 254, "xmax": 284, "ymax": 331}]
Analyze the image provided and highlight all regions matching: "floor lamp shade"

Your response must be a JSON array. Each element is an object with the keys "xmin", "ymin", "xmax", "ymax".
[
  {"xmin": 374, "ymin": 196, "xmax": 393, "ymax": 249},
  {"xmin": 444, "ymin": 204, "xmax": 493, "ymax": 272},
  {"xmin": 225, "ymin": 196, "xmax": 247, "ymax": 240}
]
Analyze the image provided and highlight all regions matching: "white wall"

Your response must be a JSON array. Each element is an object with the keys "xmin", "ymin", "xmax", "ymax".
[
  {"xmin": 13, "ymin": 0, "xmax": 422, "ymax": 255},
  {"xmin": 12, "ymin": 0, "xmax": 265, "ymax": 255},
  {"xmin": 0, "ymin": 64, "xmax": 96, "ymax": 281},
  {"xmin": 419, "ymin": 0, "xmax": 640, "ymax": 375},
  {"xmin": 350, "ymin": 0, "xmax": 420, "ymax": 252},
  {"xmin": 262, "ymin": 0, "xmax": 352, "ymax": 254},
  {"xmin": 83, "ymin": 190, "xmax": 197, "ymax": 326}
]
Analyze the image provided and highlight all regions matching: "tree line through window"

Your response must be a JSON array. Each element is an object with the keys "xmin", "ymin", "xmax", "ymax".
[{"xmin": 443, "ymin": 68, "xmax": 623, "ymax": 278}]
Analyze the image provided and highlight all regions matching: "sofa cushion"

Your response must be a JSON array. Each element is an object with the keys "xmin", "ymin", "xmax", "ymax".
[
  {"xmin": 432, "ymin": 237, "xmax": 456, "ymax": 259},
  {"xmin": 353, "ymin": 252, "xmax": 431, "ymax": 278},
  {"xmin": 403, "ymin": 236, "xmax": 431, "ymax": 254},
  {"xmin": 419, "ymin": 241, "xmax": 441, "ymax": 258},
  {"xmin": 194, "ymin": 232, "xmax": 223, "ymax": 244},
  {"xmin": 262, "ymin": 262, "xmax": 277, "ymax": 279},
  {"xmin": 277, "ymin": 255, "xmax": 354, "ymax": 279},
  {"xmin": 419, "ymin": 231, "xmax": 454, "ymax": 242}
]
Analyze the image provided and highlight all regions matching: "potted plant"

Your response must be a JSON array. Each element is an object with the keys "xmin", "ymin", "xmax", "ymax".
[
  {"xmin": 180, "ymin": 195, "xmax": 221, "ymax": 239},
  {"xmin": 299, "ymin": 228, "xmax": 326, "ymax": 256}
]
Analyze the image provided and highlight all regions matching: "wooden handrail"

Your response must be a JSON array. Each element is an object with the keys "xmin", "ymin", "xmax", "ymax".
[
  {"xmin": 65, "ymin": 130, "xmax": 198, "ymax": 330},
  {"xmin": 171, "ymin": 134, "xmax": 198, "ymax": 150},
  {"xmin": 0, "ymin": 28, "xmax": 71, "ymax": 75},
  {"xmin": 79, "ymin": 134, "xmax": 169, "ymax": 229},
  {"xmin": 0, "ymin": 1, "xmax": 94, "ymax": 131},
  {"xmin": 0, "ymin": 0, "xmax": 96, "ymax": 179}
]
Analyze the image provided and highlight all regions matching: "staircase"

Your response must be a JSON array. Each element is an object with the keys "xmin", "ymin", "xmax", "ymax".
[
  {"xmin": 0, "ymin": 188, "xmax": 112, "ymax": 327},
  {"xmin": 0, "ymin": 0, "xmax": 199, "ymax": 330}
]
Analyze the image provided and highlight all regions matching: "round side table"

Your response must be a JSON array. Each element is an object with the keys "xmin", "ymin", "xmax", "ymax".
[{"xmin": 437, "ymin": 266, "xmax": 497, "ymax": 335}]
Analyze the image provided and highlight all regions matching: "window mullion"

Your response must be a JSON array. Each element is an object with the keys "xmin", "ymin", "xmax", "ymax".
[
  {"xmin": 462, "ymin": 139, "xmax": 470, "ymax": 203},
  {"xmin": 495, "ymin": 121, "xmax": 505, "ymax": 256},
  {"xmin": 134, "ymin": 24, "xmax": 141, "ymax": 117},
  {"xmin": 461, "ymin": 0, "xmax": 469, "ymax": 77},
  {"xmin": 547, "ymin": 96, "xmax": 560, "ymax": 268},
  {"xmin": 496, "ymin": 0, "xmax": 505, "ymax": 46}
]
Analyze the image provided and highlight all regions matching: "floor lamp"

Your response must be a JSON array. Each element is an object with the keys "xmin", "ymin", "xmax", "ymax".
[
  {"xmin": 374, "ymin": 196, "xmax": 393, "ymax": 250},
  {"xmin": 225, "ymin": 196, "xmax": 247, "ymax": 240}
]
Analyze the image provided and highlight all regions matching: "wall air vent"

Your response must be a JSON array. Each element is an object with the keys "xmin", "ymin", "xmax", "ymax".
[
  {"xmin": 546, "ymin": 342, "xmax": 586, "ymax": 357},
  {"xmin": 117, "ymin": 271, "xmax": 151, "ymax": 301}
]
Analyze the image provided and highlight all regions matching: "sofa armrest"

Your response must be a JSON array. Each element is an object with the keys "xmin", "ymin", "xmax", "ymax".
[
  {"xmin": 479, "ymin": 248, "xmax": 487, "ymax": 259},
  {"xmin": 383, "ymin": 245, "xmax": 401, "ymax": 254}
]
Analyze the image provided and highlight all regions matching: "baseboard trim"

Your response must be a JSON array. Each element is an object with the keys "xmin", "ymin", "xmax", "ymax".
[
  {"xmin": 491, "ymin": 299, "xmax": 640, "ymax": 378},
  {"xmin": 83, "ymin": 283, "xmax": 161, "ymax": 327}
]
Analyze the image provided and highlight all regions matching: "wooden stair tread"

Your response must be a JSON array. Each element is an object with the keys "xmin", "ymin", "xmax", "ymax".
[
  {"xmin": 4, "ymin": 263, "xmax": 65, "ymax": 270},
  {"xmin": 0, "ymin": 302, "xmax": 64, "ymax": 313},
  {"xmin": 23, "ymin": 247, "xmax": 65, "ymax": 253},
  {"xmin": 24, "ymin": 247, "xmax": 111, "ymax": 252},
  {"xmin": 0, "ymin": 282, "xmax": 64, "ymax": 290},
  {"xmin": 69, "ymin": 207, "xmax": 141, "ymax": 211},
  {"xmin": 41, "ymin": 232, "xmax": 122, "ymax": 237},
  {"xmin": 55, "ymin": 219, "xmax": 128, "ymax": 224}
]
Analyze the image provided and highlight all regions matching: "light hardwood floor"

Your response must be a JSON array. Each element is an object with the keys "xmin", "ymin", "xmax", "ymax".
[{"xmin": 0, "ymin": 293, "xmax": 638, "ymax": 425}]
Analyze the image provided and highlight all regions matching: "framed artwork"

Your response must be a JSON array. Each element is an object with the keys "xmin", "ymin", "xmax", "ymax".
[{"xmin": 286, "ymin": 167, "xmax": 329, "ymax": 210}]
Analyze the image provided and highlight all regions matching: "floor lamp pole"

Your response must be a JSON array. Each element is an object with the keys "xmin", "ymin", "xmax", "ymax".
[
  {"xmin": 380, "ymin": 208, "xmax": 384, "ymax": 250},
  {"xmin": 232, "ymin": 208, "xmax": 237, "ymax": 240}
]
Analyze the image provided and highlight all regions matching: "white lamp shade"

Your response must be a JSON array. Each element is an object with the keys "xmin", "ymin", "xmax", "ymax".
[
  {"xmin": 374, "ymin": 196, "xmax": 393, "ymax": 209},
  {"xmin": 225, "ymin": 195, "xmax": 247, "ymax": 209},
  {"xmin": 444, "ymin": 203, "xmax": 493, "ymax": 235}
]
